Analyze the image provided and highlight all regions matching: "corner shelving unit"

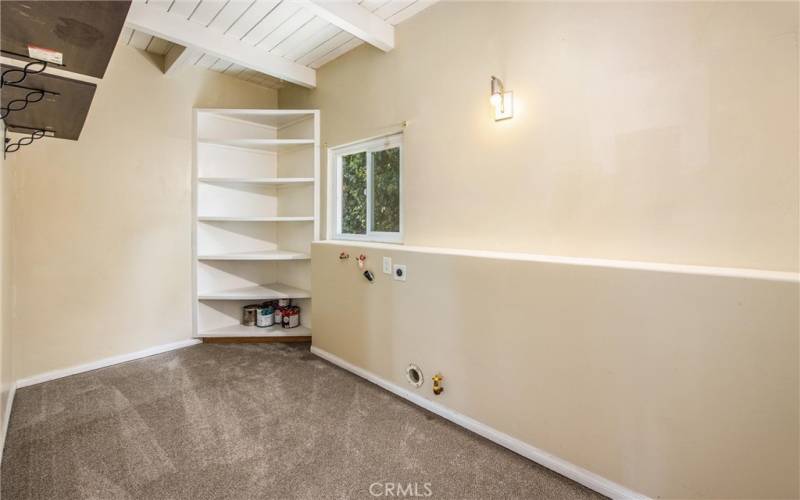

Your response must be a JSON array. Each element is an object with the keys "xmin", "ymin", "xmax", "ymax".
[{"xmin": 192, "ymin": 109, "xmax": 320, "ymax": 340}]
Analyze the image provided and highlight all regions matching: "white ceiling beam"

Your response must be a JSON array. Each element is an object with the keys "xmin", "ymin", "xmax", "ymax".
[
  {"xmin": 298, "ymin": 0, "xmax": 394, "ymax": 52},
  {"xmin": 163, "ymin": 44, "xmax": 199, "ymax": 77},
  {"xmin": 125, "ymin": 2, "xmax": 316, "ymax": 88}
]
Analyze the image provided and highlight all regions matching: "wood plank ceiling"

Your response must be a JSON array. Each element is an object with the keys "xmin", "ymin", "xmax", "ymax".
[{"xmin": 120, "ymin": 0, "xmax": 434, "ymax": 89}]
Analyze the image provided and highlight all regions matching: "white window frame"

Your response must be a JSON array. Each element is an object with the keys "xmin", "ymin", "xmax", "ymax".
[{"xmin": 328, "ymin": 132, "xmax": 403, "ymax": 243}]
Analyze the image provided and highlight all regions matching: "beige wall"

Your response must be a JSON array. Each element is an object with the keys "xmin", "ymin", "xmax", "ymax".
[
  {"xmin": 0, "ymin": 124, "xmax": 13, "ymax": 455},
  {"xmin": 281, "ymin": 1, "xmax": 799, "ymax": 272},
  {"xmin": 285, "ymin": 2, "xmax": 800, "ymax": 498},
  {"xmin": 12, "ymin": 44, "xmax": 277, "ymax": 380},
  {"xmin": 311, "ymin": 241, "xmax": 799, "ymax": 499}
]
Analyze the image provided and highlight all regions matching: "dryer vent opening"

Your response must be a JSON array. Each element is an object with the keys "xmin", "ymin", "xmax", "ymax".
[{"xmin": 406, "ymin": 364, "xmax": 423, "ymax": 387}]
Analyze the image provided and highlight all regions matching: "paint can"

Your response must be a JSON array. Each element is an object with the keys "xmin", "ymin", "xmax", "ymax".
[
  {"xmin": 274, "ymin": 307, "xmax": 284, "ymax": 326},
  {"xmin": 257, "ymin": 304, "xmax": 274, "ymax": 328},
  {"xmin": 283, "ymin": 306, "xmax": 301, "ymax": 328},
  {"xmin": 278, "ymin": 298, "xmax": 291, "ymax": 308},
  {"xmin": 289, "ymin": 308, "xmax": 301, "ymax": 328},
  {"xmin": 242, "ymin": 304, "xmax": 259, "ymax": 326}
]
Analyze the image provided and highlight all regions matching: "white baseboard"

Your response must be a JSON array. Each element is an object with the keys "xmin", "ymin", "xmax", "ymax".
[
  {"xmin": 16, "ymin": 339, "xmax": 202, "ymax": 389},
  {"xmin": 310, "ymin": 346, "xmax": 649, "ymax": 500},
  {"xmin": 0, "ymin": 381, "xmax": 16, "ymax": 456}
]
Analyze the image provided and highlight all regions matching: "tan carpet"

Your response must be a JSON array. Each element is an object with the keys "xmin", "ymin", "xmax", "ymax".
[{"xmin": 2, "ymin": 343, "xmax": 605, "ymax": 499}]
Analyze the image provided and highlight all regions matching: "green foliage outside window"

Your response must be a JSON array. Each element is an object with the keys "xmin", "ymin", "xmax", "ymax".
[
  {"xmin": 341, "ymin": 152, "xmax": 367, "ymax": 234},
  {"xmin": 341, "ymin": 146, "xmax": 400, "ymax": 236},
  {"xmin": 372, "ymin": 147, "xmax": 400, "ymax": 232}
]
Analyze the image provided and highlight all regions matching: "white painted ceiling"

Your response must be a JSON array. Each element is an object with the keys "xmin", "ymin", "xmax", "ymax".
[{"xmin": 120, "ymin": 0, "xmax": 434, "ymax": 89}]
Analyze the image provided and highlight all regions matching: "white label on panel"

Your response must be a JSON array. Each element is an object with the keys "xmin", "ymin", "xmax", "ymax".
[{"xmin": 27, "ymin": 45, "xmax": 63, "ymax": 64}]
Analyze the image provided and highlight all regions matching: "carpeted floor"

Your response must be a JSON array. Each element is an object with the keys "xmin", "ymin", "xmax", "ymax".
[{"xmin": 2, "ymin": 343, "xmax": 605, "ymax": 499}]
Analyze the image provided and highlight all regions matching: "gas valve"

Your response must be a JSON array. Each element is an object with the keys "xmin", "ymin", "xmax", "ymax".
[{"xmin": 432, "ymin": 373, "xmax": 444, "ymax": 395}]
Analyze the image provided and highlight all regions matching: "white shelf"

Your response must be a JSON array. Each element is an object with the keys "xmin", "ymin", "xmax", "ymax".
[
  {"xmin": 199, "ymin": 177, "xmax": 314, "ymax": 186},
  {"xmin": 197, "ymin": 250, "xmax": 310, "ymax": 261},
  {"xmin": 199, "ymin": 138, "xmax": 314, "ymax": 152},
  {"xmin": 198, "ymin": 283, "xmax": 311, "ymax": 301},
  {"xmin": 197, "ymin": 216, "xmax": 314, "ymax": 222},
  {"xmin": 194, "ymin": 108, "xmax": 319, "ymax": 338},
  {"xmin": 198, "ymin": 109, "xmax": 315, "ymax": 128},
  {"xmin": 198, "ymin": 324, "xmax": 311, "ymax": 338}
]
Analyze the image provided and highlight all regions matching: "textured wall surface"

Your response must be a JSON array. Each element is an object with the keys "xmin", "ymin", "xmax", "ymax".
[
  {"xmin": 312, "ymin": 241, "xmax": 799, "ymax": 499},
  {"xmin": 282, "ymin": 1, "xmax": 799, "ymax": 272},
  {"xmin": 11, "ymin": 44, "xmax": 277, "ymax": 380},
  {"xmin": 0, "ymin": 123, "xmax": 13, "ymax": 458}
]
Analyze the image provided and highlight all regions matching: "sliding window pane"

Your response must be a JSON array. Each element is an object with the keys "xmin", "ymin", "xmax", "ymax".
[
  {"xmin": 341, "ymin": 151, "xmax": 367, "ymax": 235},
  {"xmin": 371, "ymin": 147, "xmax": 400, "ymax": 233}
]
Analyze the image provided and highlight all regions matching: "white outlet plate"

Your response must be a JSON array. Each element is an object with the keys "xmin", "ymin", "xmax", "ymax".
[
  {"xmin": 393, "ymin": 264, "xmax": 407, "ymax": 281},
  {"xmin": 383, "ymin": 256, "xmax": 392, "ymax": 274}
]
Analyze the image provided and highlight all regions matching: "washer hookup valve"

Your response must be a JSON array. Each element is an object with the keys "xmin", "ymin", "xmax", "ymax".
[{"xmin": 432, "ymin": 373, "xmax": 444, "ymax": 395}]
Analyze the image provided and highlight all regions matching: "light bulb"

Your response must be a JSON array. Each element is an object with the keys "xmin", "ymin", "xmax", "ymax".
[{"xmin": 489, "ymin": 76, "xmax": 512, "ymax": 120}]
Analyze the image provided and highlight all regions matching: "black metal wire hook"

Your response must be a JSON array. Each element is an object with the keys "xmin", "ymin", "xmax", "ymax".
[
  {"xmin": 0, "ymin": 81, "xmax": 60, "ymax": 121},
  {"xmin": 1, "ymin": 89, "xmax": 46, "ymax": 120},
  {"xmin": 1, "ymin": 59, "xmax": 48, "ymax": 87},
  {"xmin": 3, "ymin": 124, "xmax": 54, "ymax": 154}
]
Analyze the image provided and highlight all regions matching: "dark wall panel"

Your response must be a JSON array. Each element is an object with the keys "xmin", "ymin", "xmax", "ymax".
[
  {"xmin": 1, "ymin": 1, "xmax": 131, "ymax": 78},
  {"xmin": 2, "ymin": 65, "xmax": 96, "ymax": 140}
]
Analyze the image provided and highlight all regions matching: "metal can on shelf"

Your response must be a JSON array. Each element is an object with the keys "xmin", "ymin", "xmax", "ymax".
[
  {"xmin": 281, "ymin": 308, "xmax": 289, "ymax": 328},
  {"xmin": 290, "ymin": 308, "xmax": 301, "ymax": 328},
  {"xmin": 274, "ymin": 307, "xmax": 284, "ymax": 326},
  {"xmin": 283, "ymin": 306, "xmax": 301, "ymax": 328},
  {"xmin": 278, "ymin": 298, "xmax": 291, "ymax": 308},
  {"xmin": 257, "ymin": 305, "xmax": 274, "ymax": 328},
  {"xmin": 242, "ymin": 304, "xmax": 259, "ymax": 326}
]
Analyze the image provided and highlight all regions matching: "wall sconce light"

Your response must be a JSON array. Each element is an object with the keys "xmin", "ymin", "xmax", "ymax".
[{"xmin": 490, "ymin": 76, "xmax": 513, "ymax": 121}]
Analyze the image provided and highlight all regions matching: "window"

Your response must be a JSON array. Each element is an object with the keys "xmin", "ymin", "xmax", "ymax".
[{"xmin": 332, "ymin": 133, "xmax": 402, "ymax": 242}]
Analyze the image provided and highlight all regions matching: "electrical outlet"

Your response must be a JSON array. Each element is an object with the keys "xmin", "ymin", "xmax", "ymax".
[
  {"xmin": 393, "ymin": 264, "xmax": 407, "ymax": 281},
  {"xmin": 383, "ymin": 256, "xmax": 392, "ymax": 274}
]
